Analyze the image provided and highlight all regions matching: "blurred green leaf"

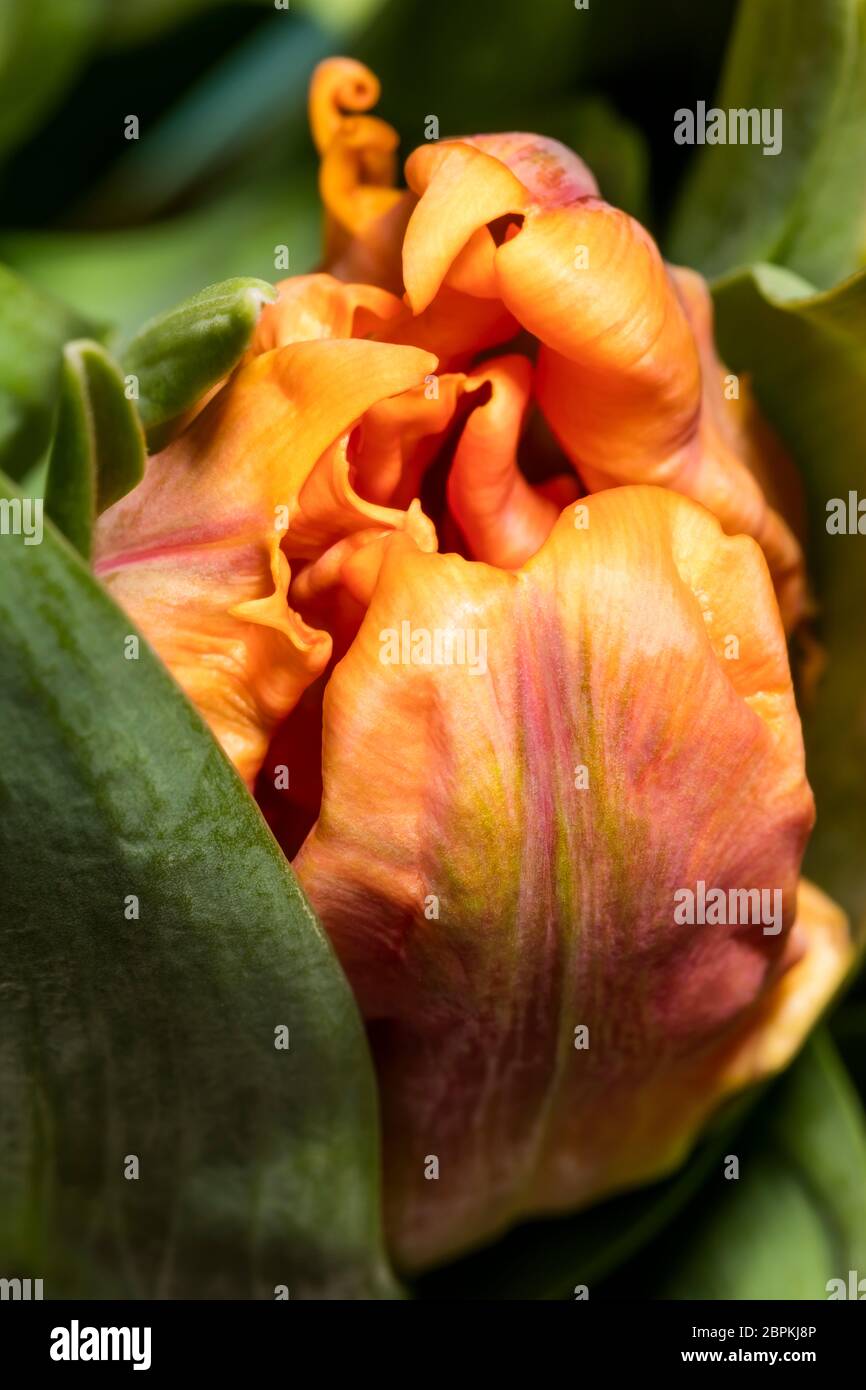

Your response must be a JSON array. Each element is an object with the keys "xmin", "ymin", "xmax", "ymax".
[
  {"xmin": 832, "ymin": 999, "xmax": 866, "ymax": 1102},
  {"xmin": 0, "ymin": 471, "xmax": 396, "ymax": 1298},
  {"xmin": 121, "ymin": 275, "xmax": 277, "ymax": 431},
  {"xmin": 0, "ymin": 0, "xmax": 102, "ymax": 162},
  {"xmin": 83, "ymin": 13, "xmax": 330, "ymax": 223},
  {"xmin": 655, "ymin": 1032, "xmax": 866, "ymax": 1298},
  {"xmin": 777, "ymin": 0, "xmax": 866, "ymax": 286},
  {"xmin": 361, "ymin": 0, "xmax": 735, "ymax": 137},
  {"xmin": 1, "ymin": 184, "xmax": 318, "ymax": 341},
  {"xmin": 669, "ymin": 0, "xmax": 866, "ymax": 287},
  {"xmin": 711, "ymin": 263, "xmax": 866, "ymax": 922},
  {"xmin": 0, "ymin": 263, "xmax": 100, "ymax": 480},
  {"xmin": 44, "ymin": 339, "xmax": 145, "ymax": 558},
  {"xmin": 551, "ymin": 95, "xmax": 650, "ymax": 223},
  {"xmin": 101, "ymin": 0, "xmax": 255, "ymax": 49}
]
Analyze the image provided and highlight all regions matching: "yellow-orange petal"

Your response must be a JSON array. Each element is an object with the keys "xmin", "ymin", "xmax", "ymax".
[
  {"xmin": 669, "ymin": 266, "xmax": 807, "ymax": 628},
  {"xmin": 294, "ymin": 486, "xmax": 850, "ymax": 1270},
  {"xmin": 309, "ymin": 58, "xmax": 409, "ymax": 288},
  {"xmin": 464, "ymin": 132, "xmax": 598, "ymax": 207},
  {"xmin": 286, "ymin": 432, "xmax": 439, "ymax": 560},
  {"xmin": 403, "ymin": 142, "xmax": 529, "ymax": 313},
  {"xmin": 95, "ymin": 338, "xmax": 436, "ymax": 783},
  {"xmin": 319, "ymin": 116, "xmax": 402, "ymax": 243},
  {"xmin": 352, "ymin": 371, "xmax": 466, "ymax": 508},
  {"xmin": 247, "ymin": 274, "xmax": 404, "ymax": 355},
  {"xmin": 377, "ymin": 284, "xmax": 520, "ymax": 373},
  {"xmin": 492, "ymin": 203, "xmax": 803, "ymax": 625},
  {"xmin": 496, "ymin": 199, "xmax": 702, "ymax": 467},
  {"xmin": 401, "ymin": 133, "xmax": 599, "ymax": 311},
  {"xmin": 309, "ymin": 56, "xmax": 382, "ymax": 155},
  {"xmin": 447, "ymin": 354, "xmax": 560, "ymax": 568}
]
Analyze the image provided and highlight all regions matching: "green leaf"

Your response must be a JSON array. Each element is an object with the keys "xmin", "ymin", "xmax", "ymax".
[
  {"xmin": 44, "ymin": 340, "xmax": 145, "ymax": 559},
  {"xmin": 415, "ymin": 1100, "xmax": 752, "ymax": 1301},
  {"xmin": 777, "ymin": 0, "xmax": 866, "ymax": 287},
  {"xmin": 120, "ymin": 276, "xmax": 277, "ymax": 432},
  {"xmin": 0, "ymin": 470, "xmax": 396, "ymax": 1299},
  {"xmin": 0, "ymin": 264, "xmax": 100, "ymax": 480},
  {"xmin": 668, "ymin": 0, "xmax": 866, "ymax": 287},
  {"xmin": 711, "ymin": 263, "xmax": 866, "ymax": 922},
  {"xmin": 0, "ymin": 186, "xmax": 319, "ymax": 343},
  {"xmin": 0, "ymin": 0, "xmax": 102, "ymax": 162},
  {"xmin": 654, "ymin": 1032, "xmax": 866, "ymax": 1298}
]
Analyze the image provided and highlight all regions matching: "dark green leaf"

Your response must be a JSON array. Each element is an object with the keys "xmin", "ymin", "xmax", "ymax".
[
  {"xmin": 711, "ymin": 263, "xmax": 866, "ymax": 922},
  {"xmin": 654, "ymin": 1032, "xmax": 866, "ymax": 1298},
  {"xmin": 44, "ymin": 340, "xmax": 145, "ymax": 559},
  {"xmin": 0, "ymin": 471, "xmax": 396, "ymax": 1298},
  {"xmin": 121, "ymin": 276, "xmax": 277, "ymax": 432}
]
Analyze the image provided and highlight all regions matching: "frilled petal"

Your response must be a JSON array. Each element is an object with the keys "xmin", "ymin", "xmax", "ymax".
[
  {"xmin": 95, "ymin": 337, "xmax": 436, "ymax": 783},
  {"xmin": 247, "ymin": 273, "xmax": 404, "ymax": 354},
  {"xmin": 495, "ymin": 199, "xmax": 702, "ymax": 466},
  {"xmin": 446, "ymin": 353, "xmax": 560, "ymax": 568},
  {"xmin": 402, "ymin": 134, "xmax": 598, "ymax": 311},
  {"xmin": 310, "ymin": 57, "xmax": 413, "ymax": 291},
  {"xmin": 669, "ymin": 267, "xmax": 807, "ymax": 628},
  {"xmin": 402, "ymin": 142, "xmax": 529, "ymax": 312},
  {"xmin": 492, "ymin": 204, "xmax": 803, "ymax": 624},
  {"xmin": 352, "ymin": 371, "xmax": 466, "ymax": 507},
  {"xmin": 293, "ymin": 485, "xmax": 851, "ymax": 1269},
  {"xmin": 376, "ymin": 284, "xmax": 520, "ymax": 371},
  {"xmin": 393, "ymin": 118, "xmax": 804, "ymax": 623}
]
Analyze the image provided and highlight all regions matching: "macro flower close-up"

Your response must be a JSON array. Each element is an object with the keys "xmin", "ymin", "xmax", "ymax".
[{"xmin": 2, "ymin": 0, "xmax": 866, "ymax": 1332}]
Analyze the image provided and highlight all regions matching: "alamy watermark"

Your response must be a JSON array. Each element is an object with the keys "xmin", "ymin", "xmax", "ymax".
[
  {"xmin": 0, "ymin": 496, "xmax": 42, "ymax": 545},
  {"xmin": 674, "ymin": 102, "xmax": 782, "ymax": 156},
  {"xmin": 0, "ymin": 1276, "xmax": 43, "ymax": 1299},
  {"xmin": 50, "ymin": 1321, "xmax": 152, "ymax": 1371},
  {"xmin": 379, "ymin": 620, "xmax": 488, "ymax": 676},
  {"xmin": 673, "ymin": 880, "xmax": 783, "ymax": 935},
  {"xmin": 826, "ymin": 1270, "xmax": 866, "ymax": 1299}
]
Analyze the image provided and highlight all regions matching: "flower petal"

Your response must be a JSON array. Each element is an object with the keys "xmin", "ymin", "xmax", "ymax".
[
  {"xmin": 294, "ymin": 485, "xmax": 850, "ymax": 1269},
  {"xmin": 403, "ymin": 142, "xmax": 529, "ymax": 313},
  {"xmin": 446, "ymin": 353, "xmax": 560, "ymax": 568},
  {"xmin": 378, "ymin": 285, "xmax": 520, "ymax": 373},
  {"xmin": 352, "ymin": 371, "xmax": 466, "ymax": 507},
  {"xmin": 494, "ymin": 205, "xmax": 804, "ymax": 623},
  {"xmin": 248, "ymin": 274, "xmax": 404, "ymax": 354},
  {"xmin": 669, "ymin": 267, "xmax": 807, "ymax": 627},
  {"xmin": 310, "ymin": 57, "xmax": 411, "ymax": 290},
  {"xmin": 402, "ymin": 133, "xmax": 599, "ymax": 312},
  {"xmin": 95, "ymin": 338, "xmax": 436, "ymax": 783},
  {"xmin": 495, "ymin": 199, "xmax": 702, "ymax": 466}
]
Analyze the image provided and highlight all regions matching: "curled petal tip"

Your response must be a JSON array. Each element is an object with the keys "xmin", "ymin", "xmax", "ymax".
[{"xmin": 309, "ymin": 57, "xmax": 381, "ymax": 155}]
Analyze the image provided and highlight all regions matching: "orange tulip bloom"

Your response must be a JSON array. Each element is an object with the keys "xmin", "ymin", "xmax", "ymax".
[{"xmin": 95, "ymin": 58, "xmax": 853, "ymax": 1272}]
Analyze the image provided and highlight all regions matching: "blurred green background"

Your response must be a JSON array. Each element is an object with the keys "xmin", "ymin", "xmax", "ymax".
[{"xmin": 0, "ymin": 0, "xmax": 739, "ymax": 335}]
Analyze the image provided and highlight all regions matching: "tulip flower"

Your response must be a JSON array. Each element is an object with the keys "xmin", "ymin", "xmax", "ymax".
[{"xmin": 93, "ymin": 58, "xmax": 854, "ymax": 1272}]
